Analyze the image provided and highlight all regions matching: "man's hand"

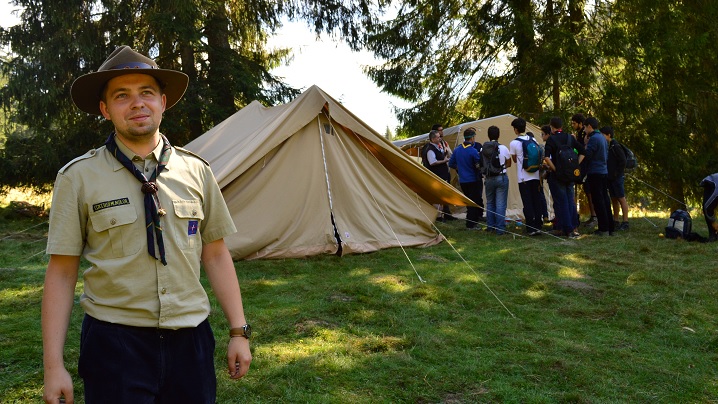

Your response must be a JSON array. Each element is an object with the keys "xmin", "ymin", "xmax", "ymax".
[
  {"xmin": 43, "ymin": 366, "xmax": 74, "ymax": 403},
  {"xmin": 227, "ymin": 337, "xmax": 252, "ymax": 379}
]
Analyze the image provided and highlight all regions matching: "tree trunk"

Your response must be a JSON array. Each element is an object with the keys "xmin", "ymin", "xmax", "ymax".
[{"xmin": 206, "ymin": 4, "xmax": 237, "ymax": 126}]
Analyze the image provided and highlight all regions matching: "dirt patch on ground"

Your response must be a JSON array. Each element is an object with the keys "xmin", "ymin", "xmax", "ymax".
[
  {"xmin": 556, "ymin": 280, "xmax": 595, "ymax": 291},
  {"xmin": 417, "ymin": 254, "xmax": 449, "ymax": 263}
]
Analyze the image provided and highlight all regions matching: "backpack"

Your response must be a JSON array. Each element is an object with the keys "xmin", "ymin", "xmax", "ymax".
[
  {"xmin": 516, "ymin": 137, "xmax": 543, "ymax": 173},
  {"xmin": 617, "ymin": 141, "xmax": 637, "ymax": 173},
  {"xmin": 480, "ymin": 141, "xmax": 504, "ymax": 177},
  {"xmin": 665, "ymin": 209, "xmax": 692, "ymax": 239},
  {"xmin": 553, "ymin": 134, "xmax": 582, "ymax": 183}
]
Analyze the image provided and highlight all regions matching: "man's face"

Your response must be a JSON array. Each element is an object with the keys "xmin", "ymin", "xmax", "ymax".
[
  {"xmin": 100, "ymin": 73, "xmax": 167, "ymax": 142},
  {"xmin": 571, "ymin": 120, "xmax": 582, "ymax": 131}
]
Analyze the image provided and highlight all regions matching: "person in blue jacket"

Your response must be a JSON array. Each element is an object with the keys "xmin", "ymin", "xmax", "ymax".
[
  {"xmin": 582, "ymin": 117, "xmax": 614, "ymax": 235},
  {"xmin": 449, "ymin": 128, "xmax": 483, "ymax": 229}
]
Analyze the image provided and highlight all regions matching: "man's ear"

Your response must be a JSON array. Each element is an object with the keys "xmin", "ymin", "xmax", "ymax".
[{"xmin": 99, "ymin": 101, "xmax": 111, "ymax": 120}]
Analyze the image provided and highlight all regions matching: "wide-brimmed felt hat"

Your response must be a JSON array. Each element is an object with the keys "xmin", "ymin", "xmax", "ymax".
[{"xmin": 71, "ymin": 45, "xmax": 189, "ymax": 115}]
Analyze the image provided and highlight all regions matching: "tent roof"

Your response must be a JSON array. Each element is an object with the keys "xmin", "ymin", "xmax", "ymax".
[
  {"xmin": 393, "ymin": 114, "xmax": 543, "ymax": 150},
  {"xmin": 186, "ymin": 85, "xmax": 476, "ymax": 207}
]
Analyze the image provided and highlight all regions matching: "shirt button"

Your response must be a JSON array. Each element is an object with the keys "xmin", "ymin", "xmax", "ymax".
[
  {"xmin": 110, "ymin": 218, "xmax": 116, "ymax": 225},
  {"xmin": 161, "ymin": 288, "xmax": 167, "ymax": 294},
  {"xmin": 192, "ymin": 210, "xmax": 197, "ymax": 216}
]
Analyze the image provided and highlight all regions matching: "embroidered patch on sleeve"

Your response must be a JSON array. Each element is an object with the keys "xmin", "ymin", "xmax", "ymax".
[
  {"xmin": 188, "ymin": 220, "xmax": 199, "ymax": 236},
  {"xmin": 92, "ymin": 198, "xmax": 130, "ymax": 212}
]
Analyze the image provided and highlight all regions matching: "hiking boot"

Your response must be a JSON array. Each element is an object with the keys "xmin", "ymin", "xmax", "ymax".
[
  {"xmin": 583, "ymin": 216, "xmax": 597, "ymax": 227},
  {"xmin": 619, "ymin": 221, "xmax": 629, "ymax": 231}
]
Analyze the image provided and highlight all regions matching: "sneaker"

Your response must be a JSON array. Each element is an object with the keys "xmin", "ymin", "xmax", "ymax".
[
  {"xmin": 583, "ymin": 216, "xmax": 597, "ymax": 227},
  {"xmin": 619, "ymin": 221, "xmax": 629, "ymax": 231},
  {"xmin": 568, "ymin": 231, "xmax": 581, "ymax": 239},
  {"xmin": 592, "ymin": 230, "xmax": 609, "ymax": 237}
]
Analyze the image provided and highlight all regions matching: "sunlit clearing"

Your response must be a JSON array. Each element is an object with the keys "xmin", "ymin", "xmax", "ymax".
[
  {"xmin": 525, "ymin": 289, "xmax": 547, "ymax": 299},
  {"xmin": 558, "ymin": 266, "xmax": 585, "ymax": 279},
  {"xmin": 563, "ymin": 253, "xmax": 593, "ymax": 266},
  {"xmin": 254, "ymin": 278, "xmax": 289, "ymax": 287},
  {"xmin": 349, "ymin": 267, "xmax": 371, "ymax": 277},
  {"xmin": 369, "ymin": 275, "xmax": 410, "ymax": 292},
  {"xmin": 0, "ymin": 186, "xmax": 52, "ymax": 208},
  {"xmin": 524, "ymin": 282, "xmax": 548, "ymax": 299},
  {"xmin": 0, "ymin": 285, "xmax": 42, "ymax": 300}
]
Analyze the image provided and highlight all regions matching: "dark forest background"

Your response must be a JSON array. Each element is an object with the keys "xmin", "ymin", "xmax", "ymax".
[{"xmin": 1, "ymin": 0, "xmax": 716, "ymax": 209}]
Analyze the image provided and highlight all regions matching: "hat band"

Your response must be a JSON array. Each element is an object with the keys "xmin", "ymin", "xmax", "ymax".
[{"xmin": 110, "ymin": 62, "xmax": 157, "ymax": 70}]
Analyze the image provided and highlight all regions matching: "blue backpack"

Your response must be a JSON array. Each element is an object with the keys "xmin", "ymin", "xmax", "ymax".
[{"xmin": 515, "ymin": 137, "xmax": 543, "ymax": 173}]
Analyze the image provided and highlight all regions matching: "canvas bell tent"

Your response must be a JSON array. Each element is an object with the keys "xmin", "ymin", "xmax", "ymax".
[
  {"xmin": 393, "ymin": 114, "xmax": 552, "ymax": 220},
  {"xmin": 185, "ymin": 85, "xmax": 476, "ymax": 259}
]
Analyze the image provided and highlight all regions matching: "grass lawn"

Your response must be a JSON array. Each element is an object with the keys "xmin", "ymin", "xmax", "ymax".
[{"xmin": 1, "ymin": 202, "xmax": 716, "ymax": 403}]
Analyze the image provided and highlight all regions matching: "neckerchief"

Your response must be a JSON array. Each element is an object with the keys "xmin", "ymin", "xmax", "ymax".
[{"xmin": 105, "ymin": 133, "xmax": 171, "ymax": 265}]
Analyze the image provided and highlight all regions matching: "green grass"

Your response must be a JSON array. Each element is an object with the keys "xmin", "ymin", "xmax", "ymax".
[{"xmin": 1, "ymin": 207, "xmax": 717, "ymax": 403}]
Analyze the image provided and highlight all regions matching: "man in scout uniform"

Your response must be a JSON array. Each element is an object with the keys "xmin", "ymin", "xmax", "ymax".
[{"xmin": 42, "ymin": 46, "xmax": 252, "ymax": 404}]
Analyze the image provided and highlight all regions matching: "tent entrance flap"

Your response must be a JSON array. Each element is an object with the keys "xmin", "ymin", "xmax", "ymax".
[{"xmin": 318, "ymin": 115, "xmax": 344, "ymax": 256}]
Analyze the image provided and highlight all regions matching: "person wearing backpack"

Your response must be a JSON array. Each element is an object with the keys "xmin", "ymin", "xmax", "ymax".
[
  {"xmin": 572, "ymin": 113, "xmax": 598, "ymax": 227},
  {"xmin": 481, "ymin": 126, "xmax": 512, "ymax": 235},
  {"xmin": 509, "ymin": 117, "xmax": 543, "ymax": 236},
  {"xmin": 582, "ymin": 117, "xmax": 614, "ymax": 236},
  {"xmin": 448, "ymin": 128, "xmax": 483, "ymax": 229},
  {"xmin": 543, "ymin": 117, "xmax": 585, "ymax": 238},
  {"xmin": 601, "ymin": 126, "xmax": 630, "ymax": 231}
]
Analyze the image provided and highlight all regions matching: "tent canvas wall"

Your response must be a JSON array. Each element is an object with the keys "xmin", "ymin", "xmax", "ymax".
[
  {"xmin": 393, "ymin": 114, "xmax": 553, "ymax": 220},
  {"xmin": 185, "ymin": 85, "xmax": 476, "ymax": 259}
]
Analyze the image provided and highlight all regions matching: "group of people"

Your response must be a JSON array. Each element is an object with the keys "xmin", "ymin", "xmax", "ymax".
[{"xmin": 424, "ymin": 114, "xmax": 634, "ymax": 238}]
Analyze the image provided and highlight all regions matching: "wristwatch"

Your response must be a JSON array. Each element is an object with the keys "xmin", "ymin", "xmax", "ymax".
[{"xmin": 229, "ymin": 324, "xmax": 252, "ymax": 339}]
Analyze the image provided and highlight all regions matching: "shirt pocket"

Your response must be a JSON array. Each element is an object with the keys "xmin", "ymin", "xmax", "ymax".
[
  {"xmin": 172, "ymin": 199, "xmax": 205, "ymax": 250},
  {"xmin": 88, "ymin": 205, "xmax": 141, "ymax": 258}
]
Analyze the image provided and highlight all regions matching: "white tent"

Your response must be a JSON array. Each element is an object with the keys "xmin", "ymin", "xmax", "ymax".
[
  {"xmin": 185, "ymin": 85, "xmax": 477, "ymax": 259},
  {"xmin": 394, "ymin": 114, "xmax": 553, "ymax": 220}
]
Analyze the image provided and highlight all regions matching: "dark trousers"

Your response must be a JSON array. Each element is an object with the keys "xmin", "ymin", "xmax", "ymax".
[
  {"xmin": 460, "ymin": 180, "xmax": 483, "ymax": 228},
  {"xmin": 518, "ymin": 179, "xmax": 544, "ymax": 233},
  {"xmin": 548, "ymin": 174, "xmax": 578, "ymax": 235},
  {"xmin": 587, "ymin": 173, "xmax": 614, "ymax": 233},
  {"xmin": 79, "ymin": 315, "xmax": 217, "ymax": 404}
]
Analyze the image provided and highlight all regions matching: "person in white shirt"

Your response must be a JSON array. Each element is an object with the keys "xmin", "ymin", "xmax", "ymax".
[{"xmin": 509, "ymin": 117, "xmax": 543, "ymax": 236}]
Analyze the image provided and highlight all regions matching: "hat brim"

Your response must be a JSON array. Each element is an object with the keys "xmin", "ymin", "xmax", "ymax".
[{"xmin": 71, "ymin": 68, "xmax": 189, "ymax": 115}]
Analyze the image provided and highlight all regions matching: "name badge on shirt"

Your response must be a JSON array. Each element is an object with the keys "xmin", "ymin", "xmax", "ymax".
[{"xmin": 188, "ymin": 220, "xmax": 199, "ymax": 236}]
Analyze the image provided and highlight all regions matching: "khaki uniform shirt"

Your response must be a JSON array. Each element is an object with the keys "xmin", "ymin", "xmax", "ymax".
[{"xmin": 46, "ymin": 136, "xmax": 237, "ymax": 329}]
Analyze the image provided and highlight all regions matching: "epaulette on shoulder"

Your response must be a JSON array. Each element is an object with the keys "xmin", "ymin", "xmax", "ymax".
[
  {"xmin": 175, "ymin": 146, "xmax": 210, "ymax": 166},
  {"xmin": 58, "ymin": 148, "xmax": 100, "ymax": 174}
]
